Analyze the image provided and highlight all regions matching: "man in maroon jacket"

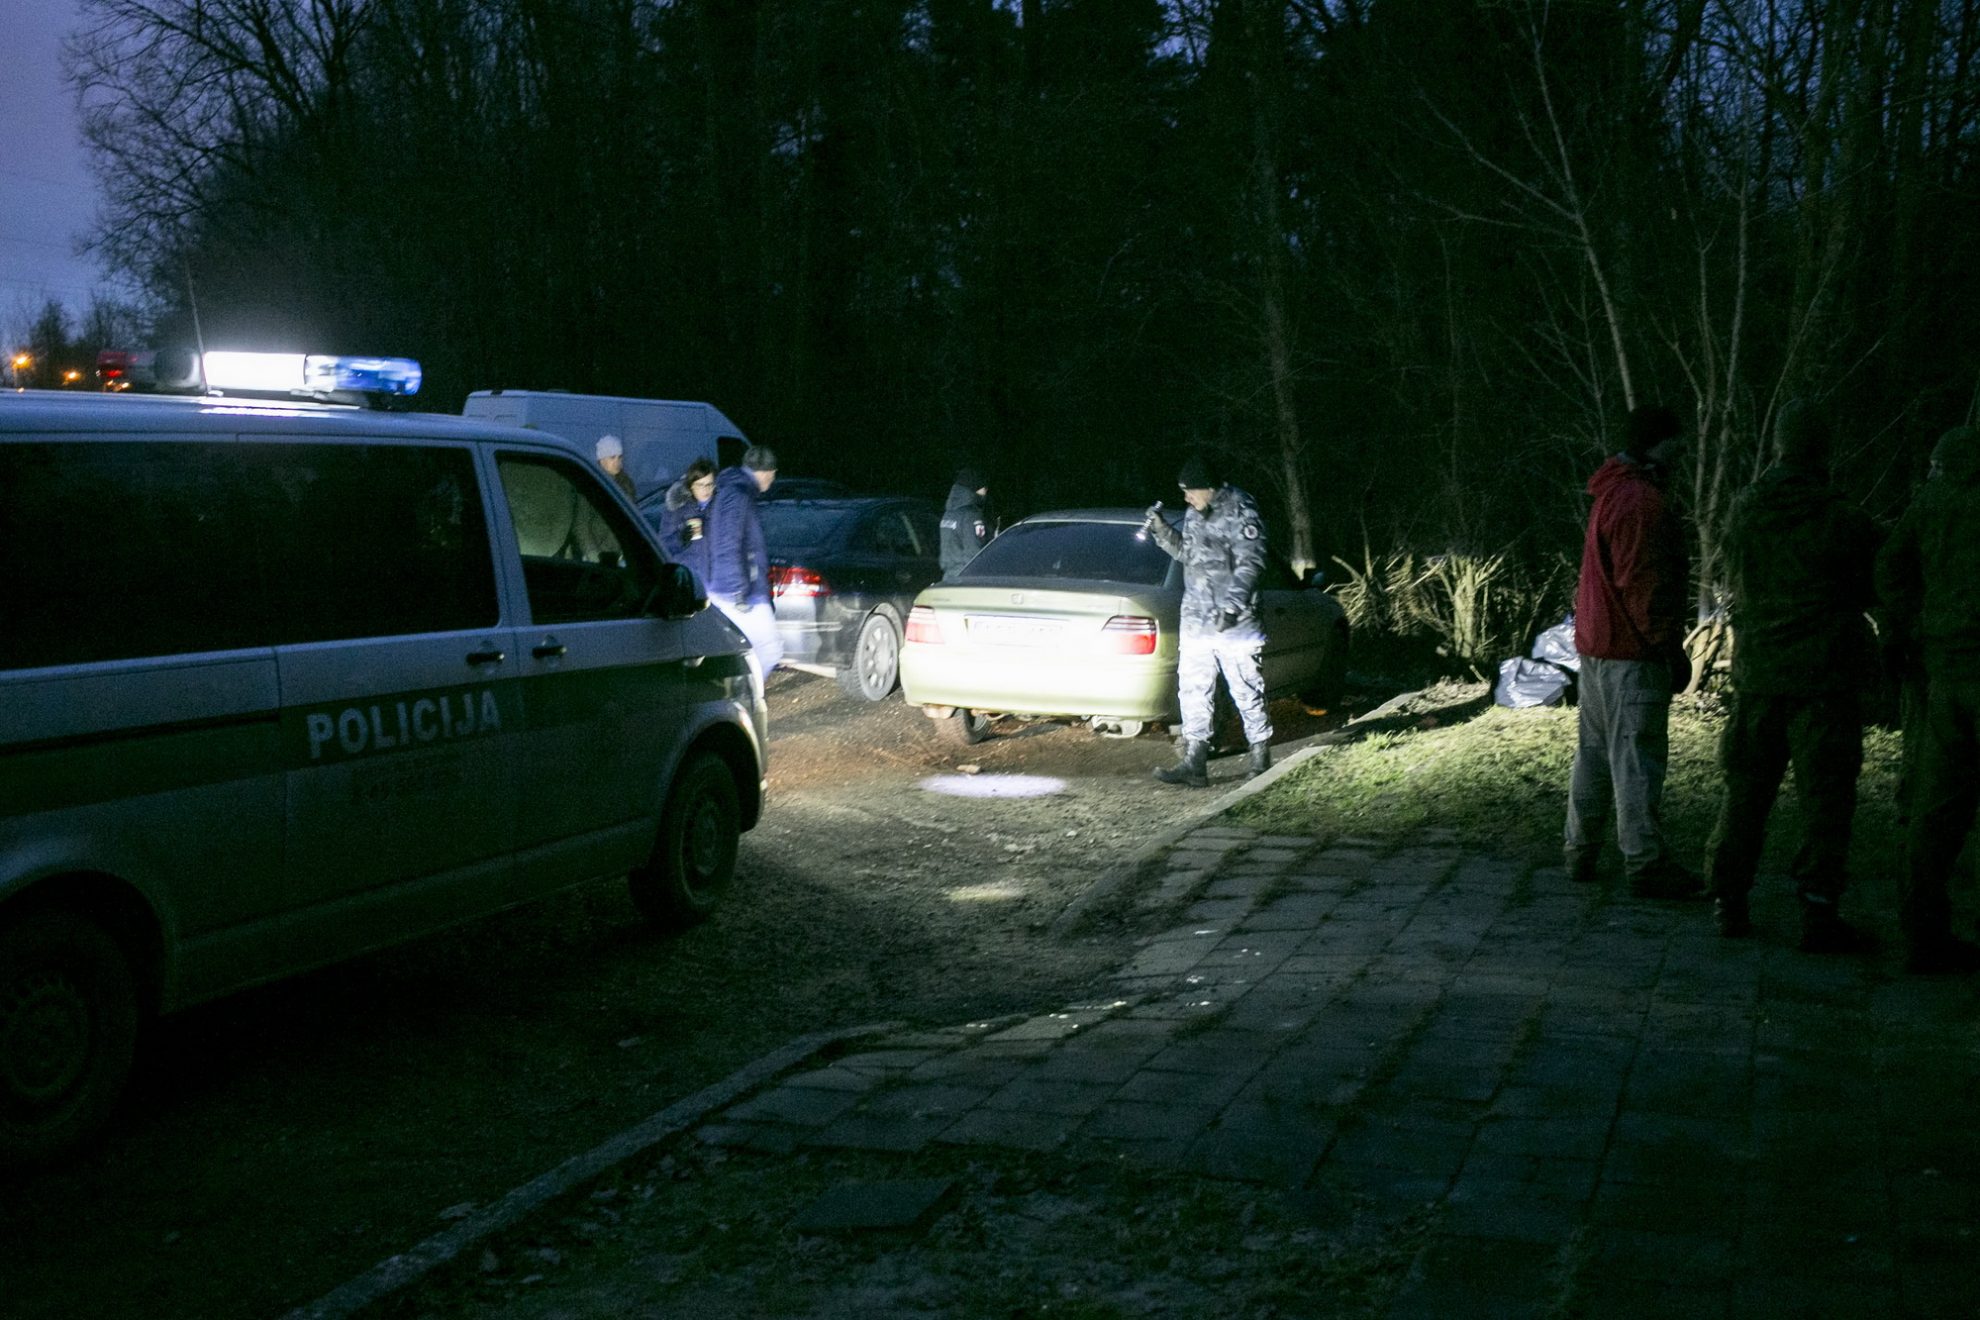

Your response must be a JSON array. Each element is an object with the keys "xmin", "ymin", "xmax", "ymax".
[{"xmin": 1564, "ymin": 404, "xmax": 1704, "ymax": 898}]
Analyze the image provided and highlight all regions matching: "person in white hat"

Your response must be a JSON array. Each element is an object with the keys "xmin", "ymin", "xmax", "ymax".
[{"xmin": 594, "ymin": 434, "xmax": 637, "ymax": 500}]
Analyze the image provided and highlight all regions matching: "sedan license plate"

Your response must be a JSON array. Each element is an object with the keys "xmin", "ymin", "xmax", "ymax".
[{"xmin": 966, "ymin": 615, "xmax": 1064, "ymax": 646}]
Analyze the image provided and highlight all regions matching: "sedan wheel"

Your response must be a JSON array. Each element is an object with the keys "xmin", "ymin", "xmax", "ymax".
[
  {"xmin": 934, "ymin": 708, "xmax": 993, "ymax": 745},
  {"xmin": 836, "ymin": 611, "xmax": 903, "ymax": 701}
]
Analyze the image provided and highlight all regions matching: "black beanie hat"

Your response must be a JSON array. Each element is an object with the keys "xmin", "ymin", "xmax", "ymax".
[
  {"xmin": 1622, "ymin": 405, "xmax": 1681, "ymax": 459},
  {"xmin": 954, "ymin": 466, "xmax": 984, "ymax": 490},
  {"xmin": 1177, "ymin": 453, "xmax": 1221, "ymax": 490},
  {"xmin": 1773, "ymin": 399, "xmax": 1832, "ymax": 471}
]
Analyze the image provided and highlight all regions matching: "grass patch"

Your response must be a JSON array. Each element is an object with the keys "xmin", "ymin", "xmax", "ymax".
[
  {"xmin": 1234, "ymin": 697, "xmax": 1910, "ymax": 900},
  {"xmin": 384, "ymin": 1139, "xmax": 1426, "ymax": 1319}
]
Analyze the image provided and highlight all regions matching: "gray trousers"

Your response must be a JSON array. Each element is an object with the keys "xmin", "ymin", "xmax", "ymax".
[
  {"xmin": 1565, "ymin": 655, "xmax": 1674, "ymax": 874},
  {"xmin": 1177, "ymin": 631, "xmax": 1271, "ymax": 746}
]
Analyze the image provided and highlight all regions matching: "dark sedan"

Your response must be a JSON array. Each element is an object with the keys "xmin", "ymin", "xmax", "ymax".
[{"xmin": 757, "ymin": 496, "xmax": 944, "ymax": 700}]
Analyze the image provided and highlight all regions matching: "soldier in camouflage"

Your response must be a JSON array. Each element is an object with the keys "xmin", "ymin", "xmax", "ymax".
[
  {"xmin": 1876, "ymin": 423, "xmax": 1980, "ymax": 975},
  {"xmin": 1146, "ymin": 453, "xmax": 1272, "ymax": 787},
  {"xmin": 1703, "ymin": 401, "xmax": 1882, "ymax": 952}
]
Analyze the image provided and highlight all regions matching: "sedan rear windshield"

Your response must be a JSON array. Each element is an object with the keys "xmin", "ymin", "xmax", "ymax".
[
  {"xmin": 758, "ymin": 502, "xmax": 850, "ymax": 555},
  {"xmin": 960, "ymin": 519, "xmax": 1174, "ymax": 586}
]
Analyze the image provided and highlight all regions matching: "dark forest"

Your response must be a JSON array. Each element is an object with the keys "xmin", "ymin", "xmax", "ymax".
[{"xmin": 52, "ymin": 0, "xmax": 1980, "ymax": 644}]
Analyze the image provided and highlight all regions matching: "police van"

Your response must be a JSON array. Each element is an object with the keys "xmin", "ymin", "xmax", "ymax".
[{"xmin": 0, "ymin": 382, "xmax": 768, "ymax": 1167}]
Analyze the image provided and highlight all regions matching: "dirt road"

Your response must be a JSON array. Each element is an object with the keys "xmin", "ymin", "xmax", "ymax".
[{"xmin": 2, "ymin": 674, "xmax": 1347, "ymax": 1319}]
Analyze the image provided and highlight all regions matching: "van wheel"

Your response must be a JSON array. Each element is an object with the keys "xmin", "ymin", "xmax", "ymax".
[
  {"xmin": 630, "ymin": 753, "xmax": 740, "ymax": 927},
  {"xmin": 934, "ymin": 708, "xmax": 993, "ymax": 745},
  {"xmin": 0, "ymin": 910, "xmax": 140, "ymax": 1170},
  {"xmin": 836, "ymin": 610, "xmax": 902, "ymax": 702}
]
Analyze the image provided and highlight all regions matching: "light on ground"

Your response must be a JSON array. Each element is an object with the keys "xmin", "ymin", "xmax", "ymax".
[
  {"xmin": 946, "ymin": 883, "xmax": 1027, "ymax": 903},
  {"xmin": 918, "ymin": 773, "xmax": 1066, "ymax": 799}
]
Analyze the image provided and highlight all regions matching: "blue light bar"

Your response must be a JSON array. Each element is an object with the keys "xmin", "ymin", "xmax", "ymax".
[{"xmin": 302, "ymin": 355, "xmax": 423, "ymax": 396}]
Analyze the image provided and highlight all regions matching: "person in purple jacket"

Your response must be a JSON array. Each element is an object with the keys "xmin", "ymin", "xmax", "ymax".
[
  {"xmin": 657, "ymin": 457, "xmax": 717, "ymax": 588},
  {"xmin": 706, "ymin": 444, "xmax": 784, "ymax": 678}
]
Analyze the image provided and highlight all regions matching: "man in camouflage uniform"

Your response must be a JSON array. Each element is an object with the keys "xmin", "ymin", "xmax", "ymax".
[
  {"xmin": 1703, "ymin": 402, "xmax": 1881, "ymax": 952},
  {"xmin": 1146, "ymin": 453, "xmax": 1272, "ymax": 787},
  {"xmin": 1876, "ymin": 424, "xmax": 1980, "ymax": 975}
]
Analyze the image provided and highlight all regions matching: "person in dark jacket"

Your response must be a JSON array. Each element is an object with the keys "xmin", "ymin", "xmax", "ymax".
[
  {"xmin": 939, "ymin": 467, "xmax": 992, "ymax": 578},
  {"xmin": 1703, "ymin": 401, "xmax": 1882, "ymax": 951},
  {"xmin": 1564, "ymin": 404, "xmax": 1702, "ymax": 898},
  {"xmin": 1146, "ymin": 453, "xmax": 1273, "ymax": 786},
  {"xmin": 1876, "ymin": 423, "xmax": 1980, "ymax": 975},
  {"xmin": 707, "ymin": 444, "xmax": 783, "ymax": 677},
  {"xmin": 657, "ymin": 457, "xmax": 717, "ymax": 587}
]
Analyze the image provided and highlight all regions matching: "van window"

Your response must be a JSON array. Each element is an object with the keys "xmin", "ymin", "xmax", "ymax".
[
  {"xmin": 0, "ymin": 440, "xmax": 499, "ymax": 672},
  {"xmin": 1, "ymin": 441, "xmax": 272, "ymax": 670},
  {"xmin": 497, "ymin": 454, "xmax": 662, "ymax": 624},
  {"xmin": 256, "ymin": 444, "xmax": 498, "ymax": 644}
]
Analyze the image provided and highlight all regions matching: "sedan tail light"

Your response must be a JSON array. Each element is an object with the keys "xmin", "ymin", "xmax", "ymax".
[
  {"xmin": 771, "ymin": 565, "xmax": 826, "ymax": 599},
  {"xmin": 1100, "ymin": 615, "xmax": 1158, "ymax": 655},
  {"xmin": 906, "ymin": 605, "xmax": 944, "ymax": 644}
]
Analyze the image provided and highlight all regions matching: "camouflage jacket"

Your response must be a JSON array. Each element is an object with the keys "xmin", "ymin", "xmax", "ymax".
[
  {"xmin": 1722, "ymin": 464, "xmax": 1882, "ymax": 694},
  {"xmin": 1878, "ymin": 426, "xmax": 1980, "ymax": 682},
  {"xmin": 1148, "ymin": 485, "xmax": 1268, "ymax": 641}
]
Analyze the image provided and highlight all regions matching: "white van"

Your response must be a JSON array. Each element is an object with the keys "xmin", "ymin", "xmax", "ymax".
[
  {"xmin": 461, "ymin": 390, "xmax": 749, "ymax": 499},
  {"xmin": 0, "ymin": 391, "xmax": 768, "ymax": 1167}
]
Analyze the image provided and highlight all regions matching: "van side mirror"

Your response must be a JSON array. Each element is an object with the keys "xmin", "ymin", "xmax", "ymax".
[
  {"xmin": 646, "ymin": 562, "xmax": 707, "ymax": 619},
  {"xmin": 1302, "ymin": 566, "xmax": 1326, "ymax": 588}
]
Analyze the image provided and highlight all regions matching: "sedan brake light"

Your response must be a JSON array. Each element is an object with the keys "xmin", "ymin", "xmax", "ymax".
[
  {"xmin": 771, "ymin": 565, "xmax": 826, "ymax": 599},
  {"xmin": 906, "ymin": 605, "xmax": 943, "ymax": 644},
  {"xmin": 1100, "ymin": 615, "xmax": 1158, "ymax": 655}
]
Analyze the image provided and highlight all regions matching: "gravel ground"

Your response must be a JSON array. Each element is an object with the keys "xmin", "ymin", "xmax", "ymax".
[{"xmin": 2, "ymin": 672, "xmax": 1356, "ymax": 1320}]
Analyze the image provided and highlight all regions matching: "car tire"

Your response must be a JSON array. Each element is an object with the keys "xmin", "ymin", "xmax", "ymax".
[
  {"xmin": 0, "ymin": 908, "xmax": 140, "ymax": 1170},
  {"xmin": 1301, "ymin": 624, "xmax": 1350, "ymax": 712},
  {"xmin": 629, "ymin": 752, "xmax": 740, "ymax": 927},
  {"xmin": 934, "ymin": 708, "xmax": 993, "ymax": 745},
  {"xmin": 836, "ymin": 610, "xmax": 903, "ymax": 702}
]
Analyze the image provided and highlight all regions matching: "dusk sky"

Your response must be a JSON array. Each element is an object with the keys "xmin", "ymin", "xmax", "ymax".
[{"xmin": 0, "ymin": 0, "xmax": 129, "ymax": 333}]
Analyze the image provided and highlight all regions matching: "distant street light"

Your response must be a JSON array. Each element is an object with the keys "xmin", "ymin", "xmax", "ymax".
[
  {"xmin": 8, "ymin": 353, "xmax": 28, "ymax": 389},
  {"xmin": 62, "ymin": 368, "xmax": 83, "ymax": 385}
]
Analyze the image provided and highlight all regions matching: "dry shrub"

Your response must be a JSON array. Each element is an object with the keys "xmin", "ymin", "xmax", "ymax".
[{"xmin": 1329, "ymin": 544, "xmax": 1573, "ymax": 677}]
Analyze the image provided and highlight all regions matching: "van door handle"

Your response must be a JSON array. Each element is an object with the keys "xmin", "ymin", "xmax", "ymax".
[
  {"xmin": 466, "ymin": 648, "xmax": 507, "ymax": 666},
  {"xmin": 532, "ymin": 640, "xmax": 568, "ymax": 659}
]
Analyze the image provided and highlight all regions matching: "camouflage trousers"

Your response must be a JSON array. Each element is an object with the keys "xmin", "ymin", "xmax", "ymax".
[
  {"xmin": 1906, "ymin": 677, "xmax": 1980, "ymax": 946},
  {"xmin": 1176, "ymin": 631, "xmax": 1271, "ymax": 746},
  {"xmin": 1705, "ymin": 691, "xmax": 1863, "ymax": 904}
]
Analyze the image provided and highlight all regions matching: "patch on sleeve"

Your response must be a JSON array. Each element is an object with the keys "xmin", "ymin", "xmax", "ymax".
[{"xmin": 1242, "ymin": 521, "xmax": 1260, "ymax": 540}]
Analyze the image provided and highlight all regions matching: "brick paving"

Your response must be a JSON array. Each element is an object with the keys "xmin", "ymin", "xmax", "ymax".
[{"xmin": 697, "ymin": 826, "xmax": 1980, "ymax": 1318}]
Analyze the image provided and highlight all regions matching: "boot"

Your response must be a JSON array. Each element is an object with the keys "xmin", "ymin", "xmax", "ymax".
[
  {"xmin": 1628, "ymin": 858, "xmax": 1705, "ymax": 901},
  {"xmin": 1799, "ymin": 897, "xmax": 1875, "ymax": 955},
  {"xmin": 1154, "ymin": 740, "xmax": 1209, "ymax": 788},
  {"xmin": 1564, "ymin": 846, "xmax": 1599, "ymax": 886},
  {"xmin": 1713, "ymin": 894, "xmax": 1752, "ymax": 939},
  {"xmin": 1247, "ymin": 741, "xmax": 1273, "ymax": 778}
]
